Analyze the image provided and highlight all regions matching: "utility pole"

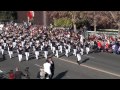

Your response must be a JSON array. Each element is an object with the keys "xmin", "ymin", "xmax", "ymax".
[
  {"xmin": 94, "ymin": 11, "xmax": 97, "ymax": 35},
  {"xmin": 43, "ymin": 11, "xmax": 47, "ymax": 27},
  {"xmin": 71, "ymin": 11, "xmax": 77, "ymax": 33}
]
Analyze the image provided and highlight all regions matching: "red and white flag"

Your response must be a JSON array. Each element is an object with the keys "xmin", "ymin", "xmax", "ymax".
[{"xmin": 27, "ymin": 11, "xmax": 35, "ymax": 21}]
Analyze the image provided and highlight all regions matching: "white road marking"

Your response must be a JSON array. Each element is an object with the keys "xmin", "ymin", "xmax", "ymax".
[{"xmin": 54, "ymin": 57, "xmax": 120, "ymax": 78}]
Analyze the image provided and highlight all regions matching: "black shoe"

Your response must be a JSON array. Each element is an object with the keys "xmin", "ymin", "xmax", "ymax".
[
  {"xmin": 77, "ymin": 61, "xmax": 79, "ymax": 65},
  {"xmin": 79, "ymin": 61, "xmax": 82, "ymax": 65},
  {"xmin": 77, "ymin": 61, "xmax": 82, "ymax": 65}
]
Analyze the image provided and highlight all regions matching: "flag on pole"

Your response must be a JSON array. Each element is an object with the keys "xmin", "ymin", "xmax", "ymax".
[{"xmin": 27, "ymin": 11, "xmax": 35, "ymax": 21}]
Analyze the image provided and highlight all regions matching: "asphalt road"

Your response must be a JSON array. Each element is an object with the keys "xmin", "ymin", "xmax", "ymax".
[{"xmin": 0, "ymin": 49, "xmax": 120, "ymax": 79}]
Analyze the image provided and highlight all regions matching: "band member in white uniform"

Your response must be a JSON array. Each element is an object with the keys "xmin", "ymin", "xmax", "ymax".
[
  {"xmin": 52, "ymin": 41, "xmax": 55, "ymax": 54},
  {"xmin": 44, "ymin": 43, "xmax": 49, "ymax": 59},
  {"xmin": 85, "ymin": 42, "xmax": 90, "ymax": 55},
  {"xmin": 17, "ymin": 46, "xmax": 23, "ymax": 62},
  {"xmin": 59, "ymin": 41, "xmax": 63, "ymax": 53},
  {"xmin": 8, "ymin": 43, "xmax": 13, "ymax": 59},
  {"xmin": 80, "ymin": 34, "xmax": 84, "ymax": 45},
  {"xmin": 73, "ymin": 43, "xmax": 77, "ymax": 56},
  {"xmin": 40, "ymin": 41, "xmax": 44, "ymax": 51},
  {"xmin": 3, "ymin": 39, "xmax": 7, "ymax": 49},
  {"xmin": 43, "ymin": 60, "xmax": 51, "ymax": 79},
  {"xmin": 29, "ymin": 38, "xmax": 33, "ymax": 48},
  {"xmin": 80, "ymin": 44, "xmax": 84, "ymax": 55},
  {"xmin": 55, "ymin": 44, "xmax": 59, "ymax": 58},
  {"xmin": 0, "ymin": 42, "xmax": 2, "ymax": 53},
  {"xmin": 76, "ymin": 46, "xmax": 82, "ymax": 65},
  {"xmin": 65, "ymin": 44, "xmax": 69, "ymax": 57},
  {"xmin": 21, "ymin": 37, "xmax": 25, "ymax": 48},
  {"xmin": 1, "ymin": 43, "xmax": 5, "ymax": 55},
  {"xmin": 34, "ymin": 44, "xmax": 40, "ymax": 60},
  {"xmin": 36, "ymin": 39, "xmax": 39, "ymax": 45},
  {"xmin": 68, "ymin": 41, "xmax": 71, "ymax": 53},
  {"xmin": 25, "ymin": 44, "xmax": 30, "ymax": 61},
  {"xmin": 49, "ymin": 39, "xmax": 52, "ymax": 50},
  {"xmin": 12, "ymin": 37, "xmax": 16, "ymax": 48}
]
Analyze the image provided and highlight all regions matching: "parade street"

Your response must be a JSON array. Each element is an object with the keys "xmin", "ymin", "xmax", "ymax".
[{"xmin": 0, "ymin": 51, "xmax": 120, "ymax": 79}]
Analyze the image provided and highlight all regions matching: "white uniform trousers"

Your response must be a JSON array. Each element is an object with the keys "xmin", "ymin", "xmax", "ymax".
[
  {"xmin": 13, "ymin": 42, "xmax": 16, "ymax": 48},
  {"xmin": 8, "ymin": 51, "xmax": 13, "ymax": 58},
  {"xmin": 50, "ymin": 43, "xmax": 52, "ymax": 50},
  {"xmin": 68, "ymin": 45, "xmax": 71, "ymax": 53},
  {"xmin": 80, "ymin": 48, "xmax": 84, "ymax": 55},
  {"xmin": 0, "ymin": 46, "xmax": 1, "ymax": 52},
  {"xmin": 41, "ymin": 45, "xmax": 44, "ymax": 51},
  {"xmin": 65, "ymin": 49, "xmax": 69, "ymax": 57},
  {"xmin": 35, "ymin": 51, "xmax": 39, "ymax": 60},
  {"xmin": 25, "ymin": 52, "xmax": 29, "ymax": 61},
  {"xmin": 33, "ymin": 46, "xmax": 35, "ymax": 52},
  {"xmin": 18, "ymin": 54, "xmax": 22, "ymax": 62},
  {"xmin": 55, "ymin": 50, "xmax": 59, "ymax": 58},
  {"xmin": 30, "ymin": 42, "xmax": 32, "ymax": 47},
  {"xmin": 52, "ymin": 47, "xmax": 55, "ymax": 54},
  {"xmin": 3, "ymin": 43, "xmax": 6, "ymax": 48},
  {"xmin": 59, "ymin": 45, "xmax": 63, "ymax": 53},
  {"xmin": 77, "ymin": 53, "xmax": 81, "ymax": 61},
  {"xmin": 44, "ymin": 51, "xmax": 48, "ymax": 59},
  {"xmin": 1, "ymin": 49, "xmax": 4, "ymax": 55},
  {"xmin": 22, "ymin": 41, "xmax": 24, "ymax": 48},
  {"xmin": 73, "ymin": 49, "xmax": 77, "ymax": 56},
  {"xmin": 86, "ymin": 47, "xmax": 90, "ymax": 54}
]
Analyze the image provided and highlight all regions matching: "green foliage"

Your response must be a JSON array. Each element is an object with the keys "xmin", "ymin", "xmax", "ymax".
[
  {"xmin": 76, "ymin": 19, "xmax": 90, "ymax": 29},
  {"xmin": 54, "ymin": 18, "xmax": 72, "ymax": 28},
  {"xmin": 0, "ymin": 11, "xmax": 17, "ymax": 21}
]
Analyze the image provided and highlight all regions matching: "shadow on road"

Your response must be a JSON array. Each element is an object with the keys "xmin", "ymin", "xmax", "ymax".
[
  {"xmin": 82, "ymin": 58, "xmax": 90, "ymax": 63},
  {"xmin": 0, "ymin": 55, "xmax": 6, "ymax": 62},
  {"xmin": 59, "ymin": 54, "xmax": 65, "ymax": 58},
  {"xmin": 53, "ymin": 70, "xmax": 68, "ymax": 79}
]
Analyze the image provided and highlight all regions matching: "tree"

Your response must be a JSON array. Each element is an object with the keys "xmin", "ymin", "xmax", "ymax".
[
  {"xmin": 54, "ymin": 17, "xmax": 72, "ymax": 28},
  {"xmin": 109, "ymin": 11, "xmax": 120, "ymax": 36},
  {"xmin": 0, "ymin": 11, "xmax": 17, "ymax": 21},
  {"xmin": 47, "ymin": 11, "xmax": 120, "ymax": 30}
]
